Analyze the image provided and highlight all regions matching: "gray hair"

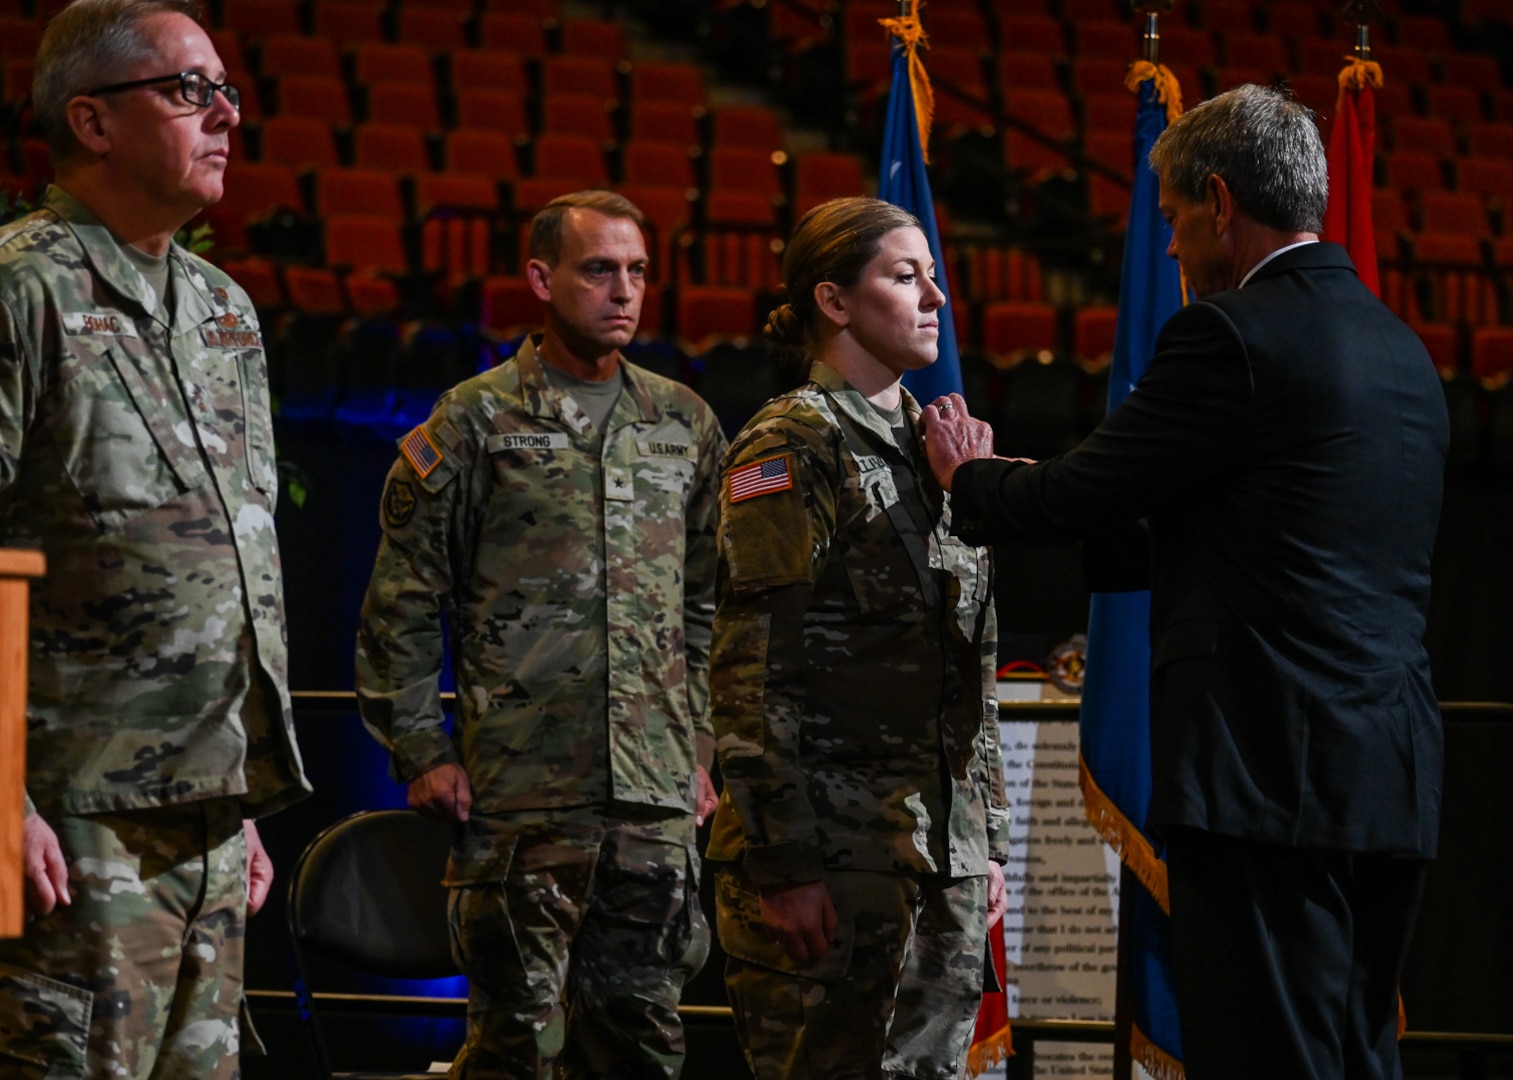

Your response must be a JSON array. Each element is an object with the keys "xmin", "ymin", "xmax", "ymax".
[
  {"xmin": 1148, "ymin": 83, "xmax": 1328, "ymax": 234},
  {"xmin": 34, "ymin": 0, "xmax": 203, "ymax": 159}
]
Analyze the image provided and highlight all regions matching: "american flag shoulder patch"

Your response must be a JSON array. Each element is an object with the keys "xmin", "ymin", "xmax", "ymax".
[
  {"xmin": 400, "ymin": 425, "xmax": 444, "ymax": 479},
  {"xmin": 728, "ymin": 453, "xmax": 794, "ymax": 503}
]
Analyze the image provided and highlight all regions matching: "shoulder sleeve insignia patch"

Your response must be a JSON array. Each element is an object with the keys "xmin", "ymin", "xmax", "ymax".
[
  {"xmin": 383, "ymin": 478, "xmax": 417, "ymax": 528},
  {"xmin": 727, "ymin": 453, "xmax": 794, "ymax": 503},
  {"xmin": 400, "ymin": 425, "xmax": 443, "ymax": 479}
]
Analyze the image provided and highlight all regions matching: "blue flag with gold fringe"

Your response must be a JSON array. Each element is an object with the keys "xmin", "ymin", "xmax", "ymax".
[
  {"xmin": 878, "ymin": 7, "xmax": 963, "ymax": 405},
  {"xmin": 1077, "ymin": 65, "xmax": 1187, "ymax": 1080}
]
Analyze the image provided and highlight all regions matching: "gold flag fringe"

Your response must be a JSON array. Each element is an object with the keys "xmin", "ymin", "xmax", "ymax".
[
  {"xmin": 879, "ymin": 0, "xmax": 936, "ymax": 164},
  {"xmin": 1079, "ymin": 754, "xmax": 1170, "ymax": 914},
  {"xmin": 1337, "ymin": 55, "xmax": 1384, "ymax": 92},
  {"xmin": 966, "ymin": 1022, "xmax": 1014, "ymax": 1076},
  {"xmin": 1132, "ymin": 1022, "xmax": 1187, "ymax": 1080},
  {"xmin": 1124, "ymin": 60, "xmax": 1184, "ymax": 126}
]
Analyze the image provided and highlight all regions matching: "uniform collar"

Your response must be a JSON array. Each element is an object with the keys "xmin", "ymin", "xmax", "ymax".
[
  {"xmin": 515, "ymin": 335, "xmax": 662, "ymax": 433},
  {"xmin": 809, "ymin": 359, "xmax": 922, "ymax": 456},
  {"xmin": 43, "ymin": 184, "xmax": 218, "ymax": 330}
]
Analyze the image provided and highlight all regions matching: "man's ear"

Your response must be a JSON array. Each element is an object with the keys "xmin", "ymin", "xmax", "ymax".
[
  {"xmin": 525, "ymin": 258, "xmax": 552, "ymax": 303},
  {"xmin": 65, "ymin": 95, "xmax": 111, "ymax": 157},
  {"xmin": 813, "ymin": 281, "xmax": 848, "ymax": 331},
  {"xmin": 1207, "ymin": 173, "xmax": 1236, "ymax": 235}
]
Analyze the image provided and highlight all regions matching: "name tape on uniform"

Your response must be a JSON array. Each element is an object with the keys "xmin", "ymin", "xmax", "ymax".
[
  {"xmin": 400, "ymin": 425, "xmax": 444, "ymax": 479},
  {"xmin": 728, "ymin": 453, "xmax": 794, "ymax": 503},
  {"xmin": 854, "ymin": 455, "xmax": 888, "ymax": 473},
  {"xmin": 487, "ymin": 432, "xmax": 570, "ymax": 453},
  {"xmin": 62, "ymin": 312, "xmax": 140, "ymax": 338}
]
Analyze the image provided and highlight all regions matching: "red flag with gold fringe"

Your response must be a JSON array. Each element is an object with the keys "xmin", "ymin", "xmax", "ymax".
[{"xmin": 1321, "ymin": 57, "xmax": 1383, "ymax": 297}]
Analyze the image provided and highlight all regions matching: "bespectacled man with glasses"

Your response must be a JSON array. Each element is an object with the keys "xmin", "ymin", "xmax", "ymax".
[{"xmin": 0, "ymin": 1, "xmax": 309, "ymax": 1077}]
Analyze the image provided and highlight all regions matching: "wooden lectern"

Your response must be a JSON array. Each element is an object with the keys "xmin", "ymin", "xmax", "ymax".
[{"xmin": 0, "ymin": 548, "xmax": 44, "ymax": 939}]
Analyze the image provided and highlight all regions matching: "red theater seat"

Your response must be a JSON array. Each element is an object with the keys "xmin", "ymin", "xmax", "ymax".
[
  {"xmin": 982, "ymin": 301, "xmax": 1058, "ymax": 359},
  {"xmin": 479, "ymin": 14, "xmax": 548, "ymax": 56},
  {"xmin": 621, "ymin": 141, "xmax": 698, "ymax": 190},
  {"xmin": 676, "ymin": 286, "xmax": 758, "ymax": 352},
  {"xmin": 354, "ymin": 124, "xmax": 431, "ymax": 172},
  {"xmin": 446, "ymin": 130, "xmax": 521, "ymax": 181},
  {"xmin": 631, "ymin": 102, "xmax": 702, "ymax": 146},
  {"xmin": 448, "ymin": 51, "xmax": 527, "ymax": 96},
  {"xmin": 353, "ymin": 44, "xmax": 432, "ymax": 85},
  {"xmin": 260, "ymin": 35, "xmax": 340, "ymax": 79},
  {"xmin": 314, "ymin": 168, "xmax": 405, "ymax": 219},
  {"xmin": 454, "ymin": 91, "xmax": 529, "ymax": 135},
  {"xmin": 260, "ymin": 117, "xmax": 341, "ymax": 170}
]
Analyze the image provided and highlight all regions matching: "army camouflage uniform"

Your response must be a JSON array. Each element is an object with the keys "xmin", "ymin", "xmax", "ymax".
[
  {"xmin": 355, "ymin": 338, "xmax": 726, "ymax": 1079},
  {"xmin": 0, "ymin": 187, "xmax": 310, "ymax": 1078},
  {"xmin": 706, "ymin": 360, "xmax": 1010, "ymax": 1080}
]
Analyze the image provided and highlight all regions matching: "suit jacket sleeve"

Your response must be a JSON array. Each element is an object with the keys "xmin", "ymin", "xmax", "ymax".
[{"xmin": 953, "ymin": 300, "xmax": 1257, "ymax": 547}]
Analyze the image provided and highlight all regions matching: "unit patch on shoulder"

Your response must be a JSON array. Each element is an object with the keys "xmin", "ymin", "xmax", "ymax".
[
  {"xmin": 400, "ymin": 425, "xmax": 444, "ymax": 479},
  {"xmin": 727, "ymin": 453, "xmax": 794, "ymax": 503},
  {"xmin": 383, "ymin": 478, "xmax": 417, "ymax": 528}
]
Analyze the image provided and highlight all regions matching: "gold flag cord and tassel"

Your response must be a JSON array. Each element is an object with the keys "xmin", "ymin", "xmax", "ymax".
[
  {"xmin": 1337, "ymin": 54, "xmax": 1384, "ymax": 91},
  {"xmin": 967, "ymin": 1022, "xmax": 1014, "ymax": 1076},
  {"xmin": 879, "ymin": 0, "xmax": 936, "ymax": 164},
  {"xmin": 1124, "ymin": 60, "xmax": 1184, "ymax": 126}
]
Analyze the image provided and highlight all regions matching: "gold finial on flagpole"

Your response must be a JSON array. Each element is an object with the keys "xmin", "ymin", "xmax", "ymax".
[
  {"xmin": 1342, "ymin": 0, "xmax": 1385, "ymax": 61},
  {"xmin": 1131, "ymin": 0, "xmax": 1174, "ymax": 65}
]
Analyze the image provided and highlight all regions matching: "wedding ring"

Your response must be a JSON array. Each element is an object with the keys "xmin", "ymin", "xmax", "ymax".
[{"xmin": 939, "ymin": 401, "xmax": 953, "ymax": 412}]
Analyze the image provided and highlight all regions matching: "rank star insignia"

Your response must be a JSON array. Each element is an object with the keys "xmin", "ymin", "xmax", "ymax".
[{"xmin": 383, "ymin": 479, "xmax": 418, "ymax": 527}]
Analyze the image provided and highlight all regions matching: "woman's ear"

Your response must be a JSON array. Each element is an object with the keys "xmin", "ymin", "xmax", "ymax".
[{"xmin": 814, "ymin": 281, "xmax": 849, "ymax": 330}]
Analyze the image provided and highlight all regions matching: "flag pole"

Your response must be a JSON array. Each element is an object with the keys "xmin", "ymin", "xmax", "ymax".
[
  {"xmin": 1111, "ymin": 11, "xmax": 1172, "ymax": 1079},
  {"xmin": 1342, "ymin": 0, "xmax": 1384, "ymax": 60}
]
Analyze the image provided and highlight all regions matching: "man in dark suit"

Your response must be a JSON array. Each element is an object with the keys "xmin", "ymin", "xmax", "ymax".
[{"xmin": 921, "ymin": 84, "xmax": 1449, "ymax": 1079}]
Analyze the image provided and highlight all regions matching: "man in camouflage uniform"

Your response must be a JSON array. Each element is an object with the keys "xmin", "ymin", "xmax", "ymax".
[
  {"xmin": 355, "ymin": 190, "xmax": 727, "ymax": 1080},
  {"xmin": 0, "ymin": 1, "xmax": 309, "ymax": 1077},
  {"xmin": 708, "ymin": 306, "xmax": 1009, "ymax": 1074}
]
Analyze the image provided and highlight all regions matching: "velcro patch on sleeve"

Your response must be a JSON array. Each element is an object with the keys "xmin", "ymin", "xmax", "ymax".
[
  {"xmin": 727, "ymin": 453, "xmax": 793, "ymax": 503},
  {"xmin": 400, "ymin": 425, "xmax": 444, "ymax": 479}
]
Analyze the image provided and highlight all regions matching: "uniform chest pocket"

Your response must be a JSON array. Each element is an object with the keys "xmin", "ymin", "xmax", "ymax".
[
  {"xmin": 235, "ymin": 349, "xmax": 278, "ymax": 493},
  {"xmin": 633, "ymin": 453, "xmax": 697, "ymax": 511},
  {"xmin": 839, "ymin": 467, "xmax": 923, "ymax": 619},
  {"xmin": 46, "ymin": 348, "xmax": 208, "ymax": 531}
]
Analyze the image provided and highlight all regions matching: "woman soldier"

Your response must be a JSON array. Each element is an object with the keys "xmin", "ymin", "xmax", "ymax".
[{"xmin": 706, "ymin": 196, "xmax": 1010, "ymax": 1080}]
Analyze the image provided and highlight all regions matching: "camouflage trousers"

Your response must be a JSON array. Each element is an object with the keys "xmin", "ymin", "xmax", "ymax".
[
  {"xmin": 443, "ymin": 807, "xmax": 710, "ymax": 1080},
  {"xmin": 717, "ymin": 867, "xmax": 988, "ymax": 1080},
  {"xmin": 0, "ymin": 799, "xmax": 249, "ymax": 1080}
]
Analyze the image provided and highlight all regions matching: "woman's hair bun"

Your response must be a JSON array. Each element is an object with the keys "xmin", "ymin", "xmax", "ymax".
[{"xmin": 763, "ymin": 302, "xmax": 805, "ymax": 347}]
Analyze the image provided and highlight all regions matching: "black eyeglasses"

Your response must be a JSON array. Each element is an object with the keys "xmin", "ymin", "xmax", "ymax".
[{"xmin": 86, "ymin": 71, "xmax": 239, "ymax": 111}]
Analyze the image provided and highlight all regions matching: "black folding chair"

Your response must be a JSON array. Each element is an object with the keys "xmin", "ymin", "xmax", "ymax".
[{"xmin": 287, "ymin": 809, "xmax": 461, "ymax": 1079}]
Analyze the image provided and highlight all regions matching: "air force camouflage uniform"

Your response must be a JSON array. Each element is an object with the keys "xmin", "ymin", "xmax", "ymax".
[
  {"xmin": 0, "ymin": 187, "xmax": 310, "ymax": 1079},
  {"xmin": 707, "ymin": 361, "xmax": 1009, "ymax": 1080},
  {"xmin": 355, "ymin": 339, "xmax": 726, "ymax": 1079}
]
